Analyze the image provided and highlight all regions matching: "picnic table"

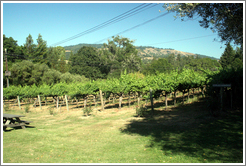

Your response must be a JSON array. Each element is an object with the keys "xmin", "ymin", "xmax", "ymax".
[{"xmin": 3, "ymin": 113, "xmax": 32, "ymax": 131}]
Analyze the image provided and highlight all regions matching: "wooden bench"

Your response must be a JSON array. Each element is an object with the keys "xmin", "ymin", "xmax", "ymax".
[{"xmin": 3, "ymin": 113, "xmax": 32, "ymax": 131}]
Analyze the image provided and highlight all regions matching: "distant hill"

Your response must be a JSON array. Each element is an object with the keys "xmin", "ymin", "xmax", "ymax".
[{"xmin": 63, "ymin": 43, "xmax": 218, "ymax": 60}]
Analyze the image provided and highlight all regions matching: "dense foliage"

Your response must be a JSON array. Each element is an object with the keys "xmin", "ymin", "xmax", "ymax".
[
  {"xmin": 163, "ymin": 3, "xmax": 243, "ymax": 46},
  {"xmin": 3, "ymin": 33, "xmax": 243, "ymax": 111},
  {"xmin": 3, "ymin": 68, "xmax": 212, "ymax": 101}
]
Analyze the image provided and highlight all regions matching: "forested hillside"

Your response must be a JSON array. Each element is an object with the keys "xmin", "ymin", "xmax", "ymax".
[{"xmin": 64, "ymin": 43, "xmax": 218, "ymax": 61}]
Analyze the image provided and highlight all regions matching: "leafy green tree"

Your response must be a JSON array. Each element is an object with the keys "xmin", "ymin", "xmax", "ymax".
[
  {"xmin": 186, "ymin": 57, "xmax": 221, "ymax": 71},
  {"xmin": 60, "ymin": 72, "xmax": 88, "ymax": 83},
  {"xmin": 41, "ymin": 69, "xmax": 61, "ymax": 85},
  {"xmin": 69, "ymin": 46, "xmax": 105, "ymax": 79},
  {"xmin": 29, "ymin": 63, "xmax": 50, "ymax": 85},
  {"xmin": 163, "ymin": 3, "xmax": 243, "ymax": 46},
  {"xmin": 220, "ymin": 43, "xmax": 236, "ymax": 69},
  {"xmin": 166, "ymin": 53, "xmax": 176, "ymax": 68},
  {"xmin": 103, "ymin": 36, "xmax": 141, "ymax": 78},
  {"xmin": 46, "ymin": 47, "xmax": 60, "ymax": 69},
  {"xmin": 3, "ymin": 35, "xmax": 25, "ymax": 62},
  {"xmin": 143, "ymin": 58, "xmax": 173, "ymax": 75},
  {"xmin": 57, "ymin": 56, "xmax": 69, "ymax": 73},
  {"xmin": 10, "ymin": 60, "xmax": 34, "ymax": 86}
]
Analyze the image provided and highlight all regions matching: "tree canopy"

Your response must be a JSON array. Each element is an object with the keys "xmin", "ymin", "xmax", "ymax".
[
  {"xmin": 163, "ymin": 3, "xmax": 243, "ymax": 46},
  {"xmin": 69, "ymin": 46, "xmax": 105, "ymax": 80}
]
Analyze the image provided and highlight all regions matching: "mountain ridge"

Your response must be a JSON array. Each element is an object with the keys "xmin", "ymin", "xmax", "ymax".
[{"xmin": 63, "ymin": 43, "xmax": 218, "ymax": 60}]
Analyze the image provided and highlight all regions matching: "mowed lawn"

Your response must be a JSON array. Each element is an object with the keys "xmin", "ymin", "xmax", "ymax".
[{"xmin": 3, "ymin": 98, "xmax": 243, "ymax": 163}]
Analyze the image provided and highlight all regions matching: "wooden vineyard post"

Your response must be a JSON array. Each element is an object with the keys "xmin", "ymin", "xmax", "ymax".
[
  {"xmin": 174, "ymin": 91, "xmax": 176, "ymax": 106},
  {"xmin": 38, "ymin": 95, "xmax": 42, "ymax": 110},
  {"xmin": 119, "ymin": 94, "xmax": 122, "ymax": 110},
  {"xmin": 57, "ymin": 97, "xmax": 59, "ymax": 111},
  {"xmin": 99, "ymin": 90, "xmax": 104, "ymax": 111},
  {"xmin": 213, "ymin": 84, "xmax": 231, "ymax": 112},
  {"xmin": 17, "ymin": 96, "xmax": 21, "ymax": 109},
  {"xmin": 165, "ymin": 92, "xmax": 168, "ymax": 111},
  {"xmin": 84, "ymin": 97, "xmax": 87, "ymax": 109},
  {"xmin": 187, "ymin": 89, "xmax": 190, "ymax": 103},
  {"xmin": 128, "ymin": 92, "xmax": 131, "ymax": 108},
  {"xmin": 150, "ymin": 89, "xmax": 154, "ymax": 115},
  {"xmin": 65, "ymin": 95, "xmax": 69, "ymax": 112},
  {"xmin": 182, "ymin": 91, "xmax": 185, "ymax": 105},
  {"xmin": 93, "ymin": 95, "xmax": 97, "ymax": 114}
]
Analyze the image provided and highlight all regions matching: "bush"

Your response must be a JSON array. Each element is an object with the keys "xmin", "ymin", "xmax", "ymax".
[
  {"xmin": 136, "ymin": 105, "xmax": 147, "ymax": 117},
  {"xmin": 24, "ymin": 104, "xmax": 30, "ymax": 113},
  {"xmin": 48, "ymin": 106, "xmax": 54, "ymax": 115},
  {"xmin": 83, "ymin": 105, "xmax": 93, "ymax": 116},
  {"xmin": 4, "ymin": 104, "xmax": 10, "ymax": 112}
]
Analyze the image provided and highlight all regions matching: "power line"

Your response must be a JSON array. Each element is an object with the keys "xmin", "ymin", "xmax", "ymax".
[
  {"xmin": 94, "ymin": 11, "xmax": 170, "ymax": 44},
  {"xmin": 51, "ymin": 3, "xmax": 159, "ymax": 46},
  {"xmin": 146, "ymin": 34, "xmax": 218, "ymax": 45}
]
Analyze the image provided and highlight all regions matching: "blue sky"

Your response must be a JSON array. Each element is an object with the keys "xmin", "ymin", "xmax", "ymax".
[{"xmin": 2, "ymin": 2, "xmax": 234, "ymax": 59}]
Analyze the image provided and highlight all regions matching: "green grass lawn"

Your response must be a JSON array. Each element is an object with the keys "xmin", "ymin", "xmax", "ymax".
[{"xmin": 3, "ymin": 98, "xmax": 243, "ymax": 163}]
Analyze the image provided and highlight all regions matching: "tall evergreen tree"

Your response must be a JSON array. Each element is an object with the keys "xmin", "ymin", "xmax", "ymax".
[
  {"xmin": 35, "ymin": 34, "xmax": 48, "ymax": 63},
  {"xmin": 220, "ymin": 43, "xmax": 236, "ymax": 69},
  {"xmin": 24, "ymin": 34, "xmax": 36, "ymax": 60}
]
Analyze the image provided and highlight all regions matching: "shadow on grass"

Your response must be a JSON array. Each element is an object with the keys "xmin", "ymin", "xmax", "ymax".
[
  {"xmin": 120, "ymin": 97, "xmax": 243, "ymax": 163},
  {"xmin": 4, "ymin": 125, "xmax": 36, "ymax": 132}
]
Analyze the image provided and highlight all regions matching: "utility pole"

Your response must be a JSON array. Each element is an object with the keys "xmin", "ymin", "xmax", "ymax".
[{"xmin": 4, "ymin": 48, "xmax": 10, "ymax": 88}]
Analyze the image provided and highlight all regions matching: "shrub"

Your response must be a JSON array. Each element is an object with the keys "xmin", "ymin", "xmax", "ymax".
[
  {"xmin": 48, "ymin": 106, "xmax": 54, "ymax": 115},
  {"xmin": 83, "ymin": 105, "xmax": 93, "ymax": 116},
  {"xmin": 24, "ymin": 104, "xmax": 30, "ymax": 113},
  {"xmin": 136, "ymin": 104, "xmax": 147, "ymax": 117},
  {"xmin": 4, "ymin": 104, "xmax": 10, "ymax": 112}
]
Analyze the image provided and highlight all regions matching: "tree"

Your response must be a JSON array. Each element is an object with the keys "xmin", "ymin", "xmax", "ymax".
[
  {"xmin": 69, "ymin": 46, "xmax": 105, "ymax": 79},
  {"xmin": 163, "ymin": 3, "xmax": 243, "ymax": 46},
  {"xmin": 46, "ymin": 47, "xmax": 60, "ymax": 69},
  {"xmin": 166, "ymin": 53, "xmax": 177, "ymax": 69},
  {"xmin": 29, "ymin": 63, "xmax": 49, "ymax": 85},
  {"xmin": 142, "ymin": 58, "xmax": 173, "ymax": 75},
  {"xmin": 3, "ymin": 35, "xmax": 25, "ymax": 62},
  {"xmin": 10, "ymin": 60, "xmax": 34, "ymax": 86},
  {"xmin": 57, "ymin": 56, "xmax": 69, "ymax": 73},
  {"xmin": 186, "ymin": 57, "xmax": 221, "ymax": 71},
  {"xmin": 41, "ymin": 69, "xmax": 61, "ymax": 85},
  {"xmin": 103, "ymin": 35, "xmax": 141, "ymax": 78},
  {"xmin": 23, "ymin": 34, "xmax": 36, "ymax": 59},
  {"xmin": 220, "ymin": 43, "xmax": 236, "ymax": 69},
  {"xmin": 34, "ymin": 34, "xmax": 48, "ymax": 63}
]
